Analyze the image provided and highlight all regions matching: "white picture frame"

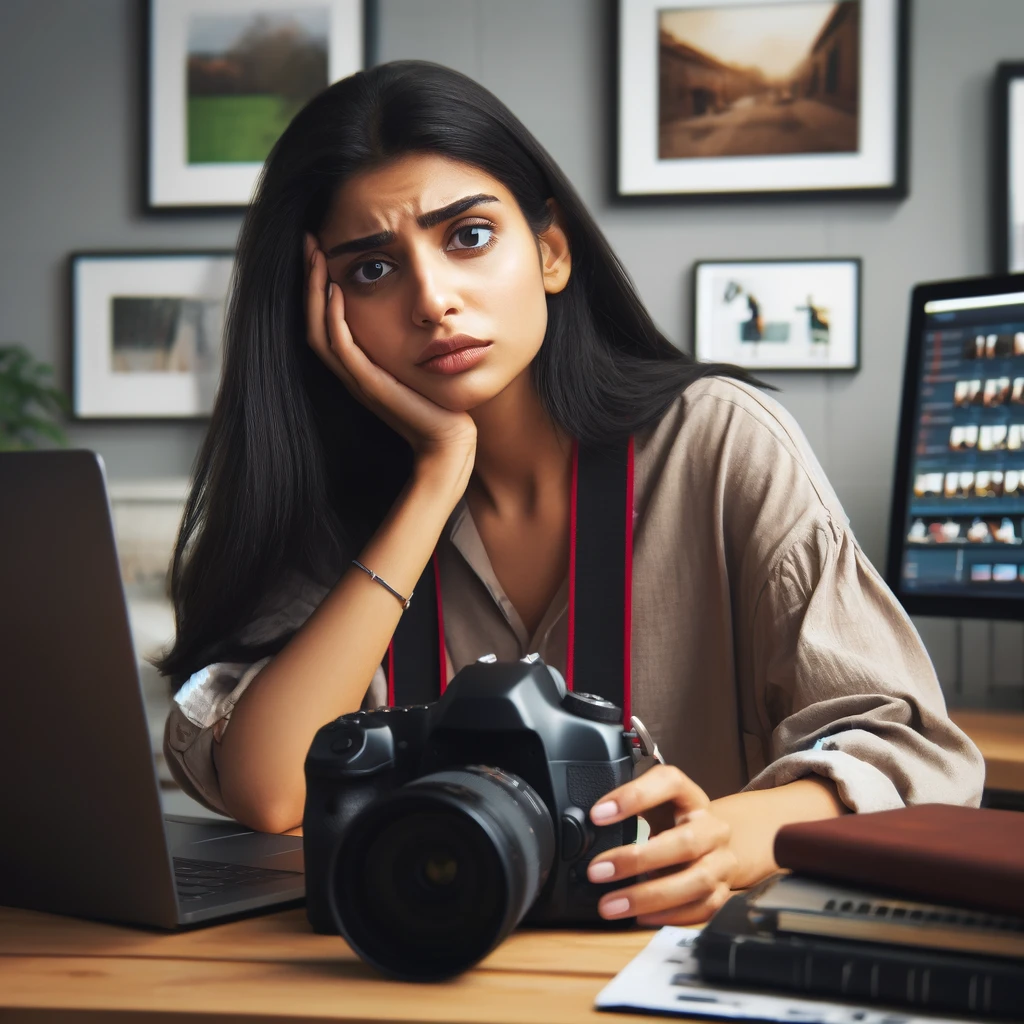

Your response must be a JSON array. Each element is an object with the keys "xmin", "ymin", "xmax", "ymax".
[
  {"xmin": 147, "ymin": 0, "xmax": 365, "ymax": 210},
  {"xmin": 616, "ymin": 0, "xmax": 908, "ymax": 200},
  {"xmin": 693, "ymin": 257, "xmax": 861, "ymax": 371},
  {"xmin": 71, "ymin": 252, "xmax": 235, "ymax": 418}
]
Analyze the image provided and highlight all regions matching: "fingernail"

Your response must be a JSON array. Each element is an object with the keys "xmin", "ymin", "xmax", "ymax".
[
  {"xmin": 587, "ymin": 861, "xmax": 615, "ymax": 882},
  {"xmin": 327, "ymin": 282, "xmax": 334, "ymax": 302},
  {"xmin": 591, "ymin": 800, "xmax": 618, "ymax": 822},
  {"xmin": 601, "ymin": 897, "xmax": 631, "ymax": 918}
]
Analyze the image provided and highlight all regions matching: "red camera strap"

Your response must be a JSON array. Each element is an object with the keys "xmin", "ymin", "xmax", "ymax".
[{"xmin": 385, "ymin": 437, "xmax": 634, "ymax": 725}]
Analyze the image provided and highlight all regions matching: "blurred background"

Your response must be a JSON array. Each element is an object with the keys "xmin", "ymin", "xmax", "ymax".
[{"xmin": 2, "ymin": 0, "xmax": 1022, "ymax": 818}]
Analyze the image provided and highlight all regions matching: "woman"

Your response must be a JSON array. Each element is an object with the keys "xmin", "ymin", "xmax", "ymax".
[{"xmin": 158, "ymin": 60, "xmax": 983, "ymax": 927}]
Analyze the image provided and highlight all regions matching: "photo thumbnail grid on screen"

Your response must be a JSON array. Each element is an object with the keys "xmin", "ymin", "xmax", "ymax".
[{"xmin": 900, "ymin": 290, "xmax": 1024, "ymax": 600}]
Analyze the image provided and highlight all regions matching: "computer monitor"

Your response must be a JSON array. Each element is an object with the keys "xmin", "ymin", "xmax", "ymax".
[{"xmin": 887, "ymin": 273, "xmax": 1024, "ymax": 620}]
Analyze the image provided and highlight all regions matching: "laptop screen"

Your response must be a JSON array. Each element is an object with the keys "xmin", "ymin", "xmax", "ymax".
[{"xmin": 886, "ymin": 275, "xmax": 1024, "ymax": 618}]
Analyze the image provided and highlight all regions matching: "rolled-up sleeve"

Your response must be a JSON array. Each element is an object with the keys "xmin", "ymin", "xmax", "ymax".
[
  {"xmin": 743, "ymin": 513, "xmax": 986, "ymax": 812},
  {"xmin": 164, "ymin": 657, "xmax": 388, "ymax": 816}
]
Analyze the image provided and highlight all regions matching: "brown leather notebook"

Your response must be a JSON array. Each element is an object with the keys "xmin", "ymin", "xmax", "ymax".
[{"xmin": 773, "ymin": 803, "xmax": 1024, "ymax": 917}]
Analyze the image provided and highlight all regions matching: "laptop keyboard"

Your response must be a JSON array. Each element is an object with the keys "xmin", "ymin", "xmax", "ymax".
[{"xmin": 173, "ymin": 856, "xmax": 301, "ymax": 903}]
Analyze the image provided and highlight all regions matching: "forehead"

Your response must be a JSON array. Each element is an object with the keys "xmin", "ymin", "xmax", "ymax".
[{"xmin": 325, "ymin": 152, "xmax": 511, "ymax": 232}]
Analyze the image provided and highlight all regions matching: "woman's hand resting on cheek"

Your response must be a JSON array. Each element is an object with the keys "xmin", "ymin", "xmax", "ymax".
[
  {"xmin": 304, "ymin": 234, "xmax": 477, "ymax": 482},
  {"xmin": 586, "ymin": 764, "xmax": 739, "ymax": 927}
]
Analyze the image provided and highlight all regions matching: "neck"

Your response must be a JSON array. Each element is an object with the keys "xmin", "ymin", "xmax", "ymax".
[{"xmin": 468, "ymin": 370, "xmax": 572, "ymax": 517}]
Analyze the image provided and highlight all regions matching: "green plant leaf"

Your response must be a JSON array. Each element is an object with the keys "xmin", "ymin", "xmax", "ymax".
[{"xmin": 0, "ymin": 343, "xmax": 70, "ymax": 450}]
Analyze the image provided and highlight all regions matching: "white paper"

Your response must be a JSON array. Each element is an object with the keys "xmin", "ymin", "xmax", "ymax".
[{"xmin": 595, "ymin": 927, "xmax": 972, "ymax": 1024}]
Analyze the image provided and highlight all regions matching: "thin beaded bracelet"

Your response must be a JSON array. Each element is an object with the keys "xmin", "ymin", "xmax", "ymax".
[{"xmin": 351, "ymin": 559, "xmax": 412, "ymax": 610}]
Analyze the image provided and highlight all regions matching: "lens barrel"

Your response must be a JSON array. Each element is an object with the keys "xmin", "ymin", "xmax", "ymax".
[{"xmin": 329, "ymin": 765, "xmax": 555, "ymax": 980}]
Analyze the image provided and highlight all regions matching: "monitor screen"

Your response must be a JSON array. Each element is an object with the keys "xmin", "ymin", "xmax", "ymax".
[{"xmin": 887, "ymin": 274, "xmax": 1024, "ymax": 619}]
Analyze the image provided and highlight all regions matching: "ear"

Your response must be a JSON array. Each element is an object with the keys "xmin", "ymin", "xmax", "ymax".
[{"xmin": 538, "ymin": 198, "xmax": 572, "ymax": 295}]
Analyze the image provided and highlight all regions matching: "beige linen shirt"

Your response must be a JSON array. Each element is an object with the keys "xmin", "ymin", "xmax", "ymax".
[{"xmin": 164, "ymin": 377, "xmax": 985, "ymax": 817}]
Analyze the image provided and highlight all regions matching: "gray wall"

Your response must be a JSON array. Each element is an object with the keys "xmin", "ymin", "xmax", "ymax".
[{"xmin": 3, "ymin": 0, "xmax": 1023, "ymax": 703}]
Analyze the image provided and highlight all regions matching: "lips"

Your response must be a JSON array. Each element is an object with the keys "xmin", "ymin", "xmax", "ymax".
[{"xmin": 416, "ymin": 335, "xmax": 491, "ymax": 365}]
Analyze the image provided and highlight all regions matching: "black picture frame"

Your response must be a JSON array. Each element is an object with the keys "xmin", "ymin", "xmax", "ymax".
[
  {"xmin": 69, "ymin": 250, "xmax": 235, "ymax": 421},
  {"xmin": 691, "ymin": 257, "xmax": 862, "ymax": 372},
  {"xmin": 144, "ymin": 0, "xmax": 372, "ymax": 214},
  {"xmin": 993, "ymin": 62, "xmax": 1024, "ymax": 274},
  {"xmin": 613, "ymin": 0, "xmax": 910, "ymax": 202}
]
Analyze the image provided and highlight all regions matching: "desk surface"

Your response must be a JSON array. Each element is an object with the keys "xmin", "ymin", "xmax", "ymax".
[
  {"xmin": 949, "ymin": 708, "xmax": 1024, "ymax": 791},
  {"xmin": 0, "ymin": 904, "xmax": 663, "ymax": 1023},
  {"xmin": 9, "ymin": 715, "xmax": 1017, "ymax": 1021}
]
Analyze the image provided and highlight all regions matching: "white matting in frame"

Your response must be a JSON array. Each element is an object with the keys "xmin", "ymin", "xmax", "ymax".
[
  {"xmin": 617, "ymin": 0, "xmax": 904, "ymax": 197},
  {"xmin": 694, "ymin": 258, "xmax": 860, "ymax": 371},
  {"xmin": 73, "ymin": 253, "xmax": 235, "ymax": 418},
  {"xmin": 148, "ymin": 0, "xmax": 363, "ymax": 209},
  {"xmin": 1009, "ymin": 76, "xmax": 1024, "ymax": 272}
]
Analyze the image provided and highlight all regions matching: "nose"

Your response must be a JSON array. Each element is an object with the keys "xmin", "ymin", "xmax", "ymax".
[{"xmin": 409, "ymin": 249, "xmax": 462, "ymax": 327}]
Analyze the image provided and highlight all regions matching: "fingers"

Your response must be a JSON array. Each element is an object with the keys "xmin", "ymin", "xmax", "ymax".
[
  {"xmin": 635, "ymin": 880, "xmax": 734, "ymax": 928},
  {"xmin": 587, "ymin": 808, "xmax": 730, "ymax": 884},
  {"xmin": 304, "ymin": 235, "xmax": 360, "ymax": 391},
  {"xmin": 590, "ymin": 764, "xmax": 710, "ymax": 829},
  {"xmin": 298, "ymin": 233, "xmax": 478, "ymax": 458},
  {"xmin": 304, "ymin": 232, "xmax": 326, "ymax": 352},
  {"xmin": 304, "ymin": 238, "xmax": 395, "ymax": 409},
  {"xmin": 304, "ymin": 234, "xmax": 337, "ymax": 368},
  {"xmin": 595, "ymin": 845, "xmax": 737, "ymax": 923},
  {"xmin": 586, "ymin": 775, "xmax": 737, "ymax": 925}
]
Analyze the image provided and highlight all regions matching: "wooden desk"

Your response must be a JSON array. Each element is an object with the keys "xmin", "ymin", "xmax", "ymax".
[
  {"xmin": 0, "ymin": 905, "xmax": 663, "ymax": 1023},
  {"xmin": 949, "ymin": 709, "xmax": 1024, "ymax": 792}
]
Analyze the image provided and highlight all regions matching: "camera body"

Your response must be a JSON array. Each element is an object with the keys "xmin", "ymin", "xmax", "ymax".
[{"xmin": 303, "ymin": 655, "xmax": 637, "ymax": 937}]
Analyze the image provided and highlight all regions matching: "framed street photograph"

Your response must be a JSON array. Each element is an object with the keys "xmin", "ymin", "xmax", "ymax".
[
  {"xmin": 616, "ymin": 0, "xmax": 909, "ymax": 200},
  {"xmin": 994, "ymin": 62, "xmax": 1024, "ymax": 272},
  {"xmin": 693, "ymin": 258, "xmax": 861, "ymax": 371},
  {"xmin": 146, "ymin": 0, "xmax": 365, "ymax": 211},
  {"xmin": 71, "ymin": 252, "xmax": 235, "ymax": 419}
]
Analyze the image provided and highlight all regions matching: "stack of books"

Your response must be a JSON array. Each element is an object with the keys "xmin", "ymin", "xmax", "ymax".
[{"xmin": 693, "ymin": 804, "xmax": 1024, "ymax": 1020}]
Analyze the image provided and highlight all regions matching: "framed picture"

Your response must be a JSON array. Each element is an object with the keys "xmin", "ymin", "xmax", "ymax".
[
  {"xmin": 994, "ymin": 62, "xmax": 1024, "ymax": 273},
  {"xmin": 693, "ymin": 258, "xmax": 861, "ymax": 371},
  {"xmin": 615, "ymin": 0, "xmax": 909, "ymax": 200},
  {"xmin": 71, "ymin": 252, "xmax": 235, "ymax": 419},
  {"xmin": 146, "ymin": 0, "xmax": 365, "ymax": 211}
]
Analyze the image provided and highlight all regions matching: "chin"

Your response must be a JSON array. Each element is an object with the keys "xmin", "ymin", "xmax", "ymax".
[{"xmin": 415, "ymin": 369, "xmax": 517, "ymax": 412}]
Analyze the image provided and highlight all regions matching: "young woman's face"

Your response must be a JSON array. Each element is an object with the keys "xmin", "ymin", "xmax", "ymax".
[{"xmin": 317, "ymin": 152, "xmax": 571, "ymax": 411}]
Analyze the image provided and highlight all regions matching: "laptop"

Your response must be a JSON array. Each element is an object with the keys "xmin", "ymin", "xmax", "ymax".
[{"xmin": 0, "ymin": 449, "xmax": 305, "ymax": 929}]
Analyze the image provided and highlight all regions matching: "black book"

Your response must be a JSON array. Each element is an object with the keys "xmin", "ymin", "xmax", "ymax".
[{"xmin": 693, "ymin": 880, "xmax": 1024, "ymax": 1020}]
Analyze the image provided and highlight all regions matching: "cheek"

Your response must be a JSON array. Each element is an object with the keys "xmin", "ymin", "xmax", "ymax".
[
  {"xmin": 341, "ymin": 295, "xmax": 403, "ymax": 368},
  {"xmin": 482, "ymin": 241, "xmax": 549, "ymax": 348}
]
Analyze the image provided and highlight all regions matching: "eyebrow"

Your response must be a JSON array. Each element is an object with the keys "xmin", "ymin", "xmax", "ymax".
[{"xmin": 323, "ymin": 193, "xmax": 501, "ymax": 257}]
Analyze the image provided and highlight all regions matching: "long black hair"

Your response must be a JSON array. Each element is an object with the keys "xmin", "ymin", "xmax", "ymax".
[{"xmin": 155, "ymin": 59, "xmax": 763, "ymax": 688}]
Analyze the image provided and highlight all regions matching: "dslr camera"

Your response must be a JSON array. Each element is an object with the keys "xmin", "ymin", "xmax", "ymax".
[{"xmin": 303, "ymin": 654, "xmax": 638, "ymax": 980}]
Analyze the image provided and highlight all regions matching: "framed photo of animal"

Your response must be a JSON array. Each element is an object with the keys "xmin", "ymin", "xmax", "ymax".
[{"xmin": 692, "ymin": 257, "xmax": 861, "ymax": 371}]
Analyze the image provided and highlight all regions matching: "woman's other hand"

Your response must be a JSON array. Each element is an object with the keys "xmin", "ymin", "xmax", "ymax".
[
  {"xmin": 304, "ymin": 234, "xmax": 477, "ymax": 475},
  {"xmin": 585, "ymin": 764, "xmax": 739, "ymax": 926}
]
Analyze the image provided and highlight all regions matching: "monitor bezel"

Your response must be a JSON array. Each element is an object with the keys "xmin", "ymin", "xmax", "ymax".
[{"xmin": 886, "ymin": 272, "xmax": 1024, "ymax": 620}]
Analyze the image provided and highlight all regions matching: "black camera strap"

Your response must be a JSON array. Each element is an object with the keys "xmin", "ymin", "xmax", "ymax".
[{"xmin": 384, "ymin": 437, "xmax": 634, "ymax": 724}]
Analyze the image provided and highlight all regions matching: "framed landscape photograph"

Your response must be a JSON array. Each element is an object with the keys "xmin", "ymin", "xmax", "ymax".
[
  {"xmin": 71, "ymin": 252, "xmax": 235, "ymax": 419},
  {"xmin": 994, "ymin": 62, "xmax": 1024, "ymax": 272},
  {"xmin": 693, "ymin": 258, "xmax": 861, "ymax": 371},
  {"xmin": 146, "ymin": 0, "xmax": 365, "ymax": 210},
  {"xmin": 616, "ymin": 0, "xmax": 909, "ymax": 200}
]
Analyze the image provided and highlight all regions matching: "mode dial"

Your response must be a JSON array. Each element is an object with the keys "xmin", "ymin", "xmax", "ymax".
[{"xmin": 560, "ymin": 690, "xmax": 622, "ymax": 723}]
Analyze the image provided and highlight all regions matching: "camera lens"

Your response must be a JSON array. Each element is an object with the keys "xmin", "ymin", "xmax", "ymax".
[{"xmin": 330, "ymin": 766, "xmax": 555, "ymax": 980}]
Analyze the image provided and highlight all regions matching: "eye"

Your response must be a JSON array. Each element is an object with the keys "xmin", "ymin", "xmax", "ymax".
[
  {"xmin": 447, "ymin": 224, "xmax": 493, "ymax": 251},
  {"xmin": 350, "ymin": 259, "xmax": 394, "ymax": 286}
]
